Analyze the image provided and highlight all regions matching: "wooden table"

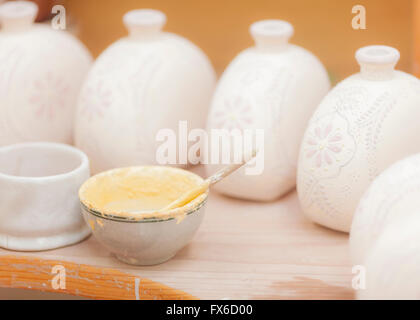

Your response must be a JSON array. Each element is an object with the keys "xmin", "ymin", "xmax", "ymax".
[{"xmin": 0, "ymin": 190, "xmax": 354, "ymax": 300}]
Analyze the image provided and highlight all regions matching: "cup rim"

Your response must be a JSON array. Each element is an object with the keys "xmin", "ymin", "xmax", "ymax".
[
  {"xmin": 79, "ymin": 165, "xmax": 209, "ymax": 223},
  {"xmin": 0, "ymin": 142, "xmax": 90, "ymax": 182}
]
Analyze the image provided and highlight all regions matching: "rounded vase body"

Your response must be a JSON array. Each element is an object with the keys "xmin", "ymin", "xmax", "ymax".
[
  {"xmin": 74, "ymin": 9, "xmax": 216, "ymax": 173},
  {"xmin": 350, "ymin": 153, "xmax": 420, "ymax": 265},
  {"xmin": 357, "ymin": 215, "xmax": 420, "ymax": 299},
  {"xmin": 297, "ymin": 45, "xmax": 420, "ymax": 232},
  {"xmin": 0, "ymin": 1, "xmax": 92, "ymax": 145},
  {"xmin": 205, "ymin": 20, "xmax": 330, "ymax": 201}
]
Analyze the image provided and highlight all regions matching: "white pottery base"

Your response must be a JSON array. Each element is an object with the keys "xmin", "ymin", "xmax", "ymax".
[{"xmin": 0, "ymin": 226, "xmax": 91, "ymax": 251}]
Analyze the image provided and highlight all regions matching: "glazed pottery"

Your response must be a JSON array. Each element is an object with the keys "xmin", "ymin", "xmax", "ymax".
[
  {"xmin": 357, "ymin": 215, "xmax": 420, "ymax": 299},
  {"xmin": 0, "ymin": 1, "xmax": 92, "ymax": 145},
  {"xmin": 79, "ymin": 166, "xmax": 208, "ymax": 266},
  {"xmin": 297, "ymin": 45, "xmax": 420, "ymax": 232},
  {"xmin": 205, "ymin": 19, "xmax": 330, "ymax": 201},
  {"xmin": 0, "ymin": 142, "xmax": 90, "ymax": 251},
  {"xmin": 75, "ymin": 9, "xmax": 216, "ymax": 173},
  {"xmin": 350, "ymin": 154, "xmax": 420, "ymax": 265}
]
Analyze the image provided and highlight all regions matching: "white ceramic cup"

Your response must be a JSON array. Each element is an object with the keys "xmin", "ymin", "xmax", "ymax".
[{"xmin": 0, "ymin": 142, "xmax": 91, "ymax": 251}]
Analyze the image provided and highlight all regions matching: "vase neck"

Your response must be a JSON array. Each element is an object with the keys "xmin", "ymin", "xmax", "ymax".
[
  {"xmin": 123, "ymin": 9, "xmax": 166, "ymax": 39},
  {"xmin": 356, "ymin": 45, "xmax": 400, "ymax": 81},
  {"xmin": 250, "ymin": 20, "xmax": 293, "ymax": 51},
  {"xmin": 0, "ymin": 1, "xmax": 37, "ymax": 32}
]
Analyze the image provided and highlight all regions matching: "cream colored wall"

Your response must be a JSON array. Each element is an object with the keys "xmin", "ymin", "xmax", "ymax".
[{"xmin": 66, "ymin": 0, "xmax": 414, "ymax": 82}]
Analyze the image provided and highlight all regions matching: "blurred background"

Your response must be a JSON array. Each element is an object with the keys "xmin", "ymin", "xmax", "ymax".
[{"xmin": 28, "ymin": 0, "xmax": 420, "ymax": 82}]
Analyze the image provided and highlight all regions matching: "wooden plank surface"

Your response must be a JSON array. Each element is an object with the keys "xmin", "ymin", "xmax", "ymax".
[{"xmin": 0, "ymin": 189, "xmax": 354, "ymax": 300}]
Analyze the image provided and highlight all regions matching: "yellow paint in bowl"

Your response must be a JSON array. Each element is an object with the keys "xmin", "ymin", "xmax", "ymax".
[{"xmin": 79, "ymin": 166, "xmax": 208, "ymax": 222}]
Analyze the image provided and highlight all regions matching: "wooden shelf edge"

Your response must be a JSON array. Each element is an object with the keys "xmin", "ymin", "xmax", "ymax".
[{"xmin": 0, "ymin": 255, "xmax": 197, "ymax": 300}]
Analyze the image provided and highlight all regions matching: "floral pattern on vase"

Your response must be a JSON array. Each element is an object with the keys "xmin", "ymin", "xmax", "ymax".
[
  {"xmin": 205, "ymin": 20, "xmax": 331, "ymax": 201},
  {"xmin": 297, "ymin": 45, "xmax": 420, "ymax": 232},
  {"xmin": 0, "ymin": 1, "xmax": 92, "ymax": 145},
  {"xmin": 29, "ymin": 71, "xmax": 70, "ymax": 119},
  {"xmin": 209, "ymin": 96, "xmax": 256, "ymax": 131},
  {"xmin": 74, "ymin": 9, "xmax": 216, "ymax": 173},
  {"xmin": 79, "ymin": 80, "xmax": 113, "ymax": 122},
  {"xmin": 301, "ymin": 112, "xmax": 356, "ymax": 179}
]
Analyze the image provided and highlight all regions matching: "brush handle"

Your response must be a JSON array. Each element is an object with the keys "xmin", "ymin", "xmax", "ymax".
[
  {"xmin": 162, "ymin": 149, "xmax": 257, "ymax": 211},
  {"xmin": 212, "ymin": 148, "xmax": 256, "ymax": 182},
  {"xmin": 207, "ymin": 159, "xmax": 249, "ymax": 185}
]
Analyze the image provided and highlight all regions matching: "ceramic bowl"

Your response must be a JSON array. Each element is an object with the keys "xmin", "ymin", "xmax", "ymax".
[
  {"xmin": 0, "ymin": 142, "xmax": 90, "ymax": 251},
  {"xmin": 79, "ymin": 166, "xmax": 208, "ymax": 266}
]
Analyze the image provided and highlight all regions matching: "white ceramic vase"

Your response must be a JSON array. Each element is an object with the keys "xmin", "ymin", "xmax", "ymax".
[
  {"xmin": 205, "ymin": 20, "xmax": 330, "ymax": 201},
  {"xmin": 357, "ymin": 215, "xmax": 420, "ymax": 299},
  {"xmin": 297, "ymin": 45, "xmax": 420, "ymax": 232},
  {"xmin": 0, "ymin": 1, "xmax": 92, "ymax": 145},
  {"xmin": 74, "ymin": 9, "xmax": 216, "ymax": 173},
  {"xmin": 350, "ymin": 153, "xmax": 420, "ymax": 265},
  {"xmin": 0, "ymin": 142, "xmax": 90, "ymax": 251}
]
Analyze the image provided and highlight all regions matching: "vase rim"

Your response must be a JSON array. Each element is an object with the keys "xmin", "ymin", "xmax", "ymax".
[
  {"xmin": 123, "ymin": 8, "xmax": 166, "ymax": 36},
  {"xmin": 250, "ymin": 19, "xmax": 294, "ymax": 39},
  {"xmin": 0, "ymin": 0, "xmax": 38, "ymax": 30},
  {"xmin": 355, "ymin": 45, "xmax": 400, "ymax": 66}
]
